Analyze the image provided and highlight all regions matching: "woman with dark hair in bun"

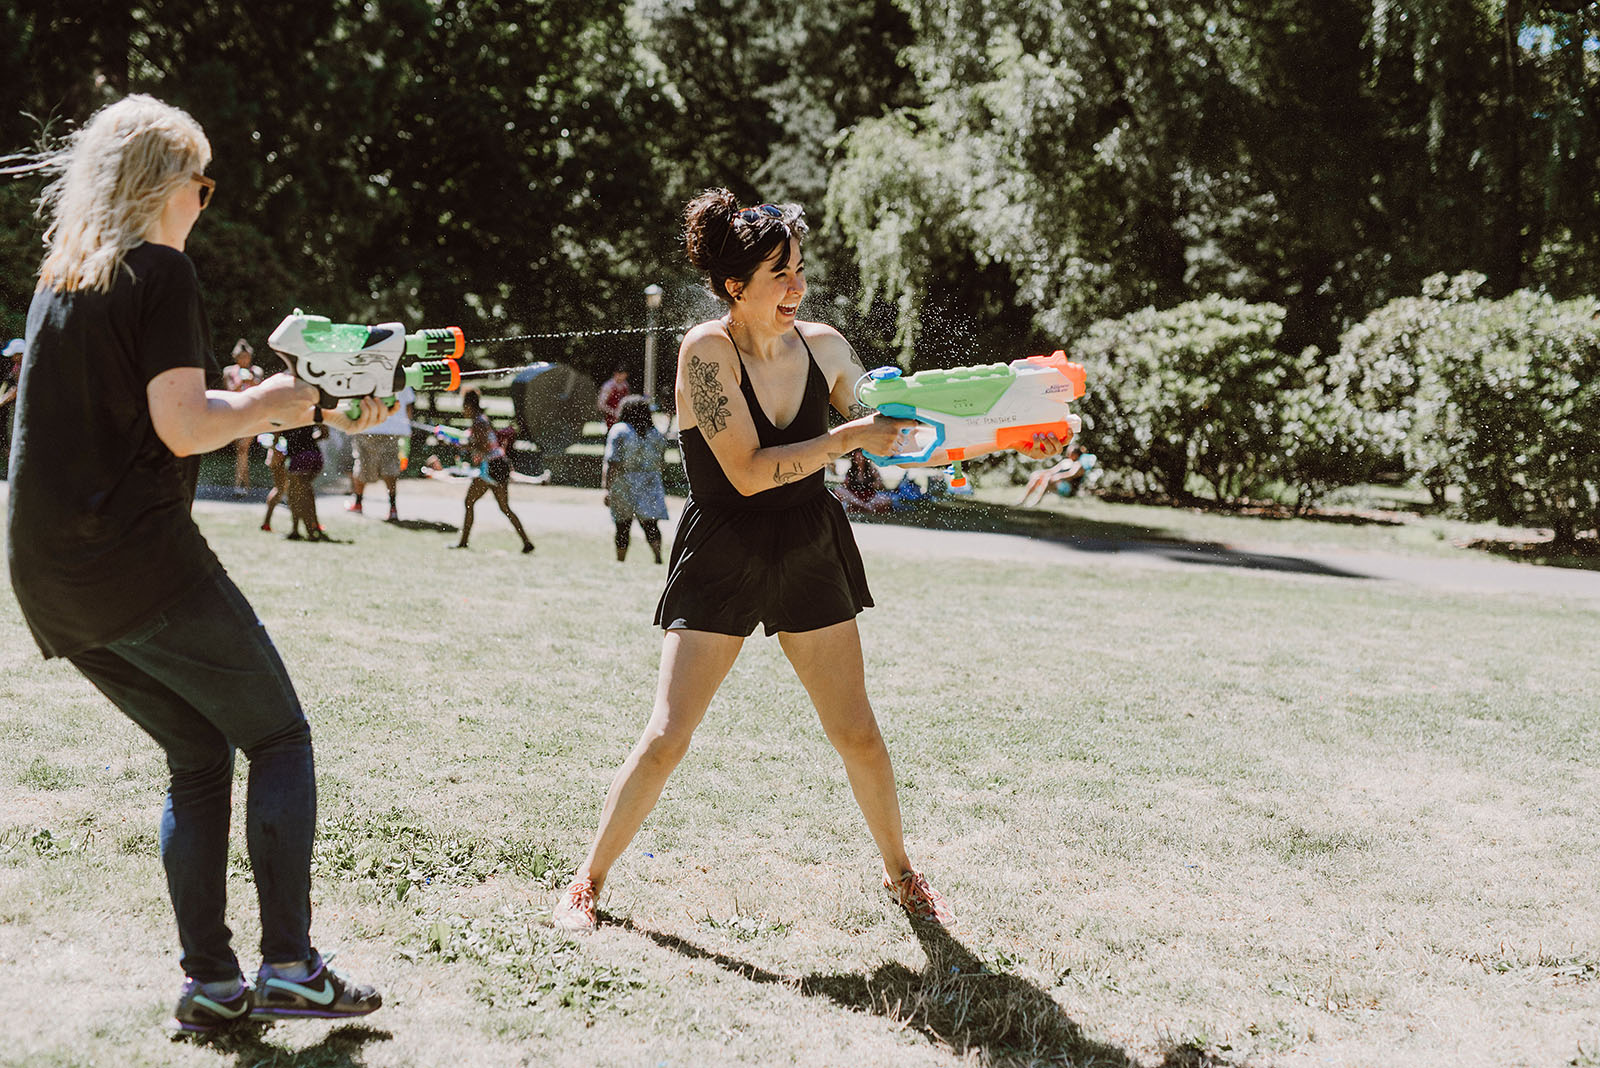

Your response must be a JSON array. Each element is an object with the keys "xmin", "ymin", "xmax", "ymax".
[{"xmin": 553, "ymin": 189, "xmax": 1062, "ymax": 932}]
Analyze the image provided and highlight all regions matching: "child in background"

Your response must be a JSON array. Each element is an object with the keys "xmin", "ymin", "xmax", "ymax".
[{"xmin": 603, "ymin": 394, "xmax": 670, "ymax": 562}]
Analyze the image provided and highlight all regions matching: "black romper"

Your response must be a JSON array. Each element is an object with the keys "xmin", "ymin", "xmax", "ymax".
[{"xmin": 654, "ymin": 330, "xmax": 873, "ymax": 637}]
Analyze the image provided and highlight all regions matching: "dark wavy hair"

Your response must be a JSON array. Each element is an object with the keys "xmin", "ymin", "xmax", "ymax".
[
  {"xmin": 682, "ymin": 188, "xmax": 808, "ymax": 305},
  {"xmin": 617, "ymin": 394, "xmax": 654, "ymax": 436}
]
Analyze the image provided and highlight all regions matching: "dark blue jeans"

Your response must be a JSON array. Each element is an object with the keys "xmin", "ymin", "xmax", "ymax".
[{"xmin": 68, "ymin": 571, "xmax": 315, "ymax": 982}]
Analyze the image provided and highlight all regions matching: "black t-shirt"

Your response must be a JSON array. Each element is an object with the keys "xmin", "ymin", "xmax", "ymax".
[{"xmin": 6, "ymin": 242, "xmax": 223, "ymax": 658}]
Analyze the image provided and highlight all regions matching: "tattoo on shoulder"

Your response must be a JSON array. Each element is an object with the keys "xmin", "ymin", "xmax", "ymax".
[
  {"xmin": 687, "ymin": 353, "xmax": 731, "ymax": 439},
  {"xmin": 774, "ymin": 461, "xmax": 809, "ymax": 485}
]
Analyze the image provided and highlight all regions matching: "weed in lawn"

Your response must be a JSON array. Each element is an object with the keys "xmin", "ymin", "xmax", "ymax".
[
  {"xmin": 700, "ymin": 900, "xmax": 792, "ymax": 942},
  {"xmin": 415, "ymin": 907, "xmax": 647, "ymax": 1016},
  {"xmin": 17, "ymin": 756, "xmax": 76, "ymax": 791},
  {"xmin": 314, "ymin": 808, "xmax": 570, "ymax": 900}
]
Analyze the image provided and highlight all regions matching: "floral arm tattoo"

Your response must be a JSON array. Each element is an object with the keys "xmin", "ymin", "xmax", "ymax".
[{"xmin": 688, "ymin": 353, "xmax": 731, "ymax": 439}]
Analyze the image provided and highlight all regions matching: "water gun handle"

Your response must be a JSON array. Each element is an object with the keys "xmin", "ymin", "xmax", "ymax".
[{"xmin": 340, "ymin": 394, "xmax": 399, "ymax": 421}]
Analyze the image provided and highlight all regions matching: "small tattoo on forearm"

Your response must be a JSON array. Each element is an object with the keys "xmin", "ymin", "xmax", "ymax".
[
  {"xmin": 688, "ymin": 353, "xmax": 730, "ymax": 438},
  {"xmin": 846, "ymin": 402, "xmax": 875, "ymax": 420},
  {"xmin": 774, "ymin": 461, "xmax": 809, "ymax": 485}
]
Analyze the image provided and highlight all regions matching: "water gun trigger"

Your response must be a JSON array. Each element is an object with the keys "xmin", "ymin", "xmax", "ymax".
[{"xmin": 861, "ymin": 402, "xmax": 945, "ymax": 465}]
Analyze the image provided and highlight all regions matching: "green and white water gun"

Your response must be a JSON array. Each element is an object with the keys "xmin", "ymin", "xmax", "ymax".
[
  {"xmin": 267, "ymin": 310, "xmax": 467, "ymax": 418},
  {"xmin": 856, "ymin": 350, "xmax": 1087, "ymax": 492}
]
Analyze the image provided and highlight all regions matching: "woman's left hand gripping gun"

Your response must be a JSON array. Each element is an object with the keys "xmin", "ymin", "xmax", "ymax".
[
  {"xmin": 267, "ymin": 310, "xmax": 467, "ymax": 419},
  {"xmin": 855, "ymin": 350, "xmax": 1088, "ymax": 482}
]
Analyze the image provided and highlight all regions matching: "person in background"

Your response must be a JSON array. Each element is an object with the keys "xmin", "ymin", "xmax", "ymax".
[
  {"xmin": 0, "ymin": 337, "xmax": 23, "ymax": 470},
  {"xmin": 834, "ymin": 450, "xmax": 894, "ymax": 515},
  {"xmin": 6, "ymin": 95, "xmax": 387, "ymax": 1034},
  {"xmin": 1019, "ymin": 442, "xmax": 1096, "ymax": 507},
  {"xmin": 222, "ymin": 338, "xmax": 263, "ymax": 494},
  {"xmin": 453, "ymin": 388, "xmax": 534, "ymax": 552},
  {"xmin": 597, "ymin": 366, "xmax": 630, "ymax": 429},
  {"xmin": 258, "ymin": 432, "xmax": 288, "ymax": 532},
  {"xmin": 602, "ymin": 393, "xmax": 670, "ymax": 563},
  {"xmin": 281, "ymin": 423, "xmax": 327, "ymax": 540},
  {"xmin": 347, "ymin": 384, "xmax": 414, "ymax": 522}
]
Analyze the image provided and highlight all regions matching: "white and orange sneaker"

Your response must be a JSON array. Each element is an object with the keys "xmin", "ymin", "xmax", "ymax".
[
  {"xmin": 553, "ymin": 875, "xmax": 599, "ymax": 932},
  {"xmin": 885, "ymin": 869, "xmax": 956, "ymax": 926}
]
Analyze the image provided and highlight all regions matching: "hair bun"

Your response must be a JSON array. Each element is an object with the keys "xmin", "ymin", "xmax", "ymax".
[{"xmin": 683, "ymin": 188, "xmax": 739, "ymax": 272}]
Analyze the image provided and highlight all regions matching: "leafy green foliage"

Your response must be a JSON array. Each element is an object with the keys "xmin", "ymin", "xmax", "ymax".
[
  {"xmin": 829, "ymin": 0, "xmax": 1599, "ymax": 364},
  {"xmin": 1069, "ymin": 297, "xmax": 1304, "ymax": 502},
  {"xmin": 1333, "ymin": 271, "xmax": 1600, "ymax": 543}
]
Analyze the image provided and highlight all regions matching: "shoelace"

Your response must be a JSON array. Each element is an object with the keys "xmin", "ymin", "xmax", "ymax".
[
  {"xmin": 564, "ymin": 877, "xmax": 596, "ymax": 915},
  {"xmin": 894, "ymin": 872, "xmax": 949, "ymax": 919}
]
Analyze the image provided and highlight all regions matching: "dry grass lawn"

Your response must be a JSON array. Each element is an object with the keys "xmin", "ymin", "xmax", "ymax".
[{"xmin": 1, "ymin": 490, "xmax": 1596, "ymax": 1067}]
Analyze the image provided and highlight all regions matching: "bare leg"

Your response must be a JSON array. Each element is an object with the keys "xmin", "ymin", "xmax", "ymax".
[
  {"xmin": 1020, "ymin": 473, "xmax": 1048, "ymax": 507},
  {"xmin": 262, "ymin": 455, "xmax": 286, "ymax": 529},
  {"xmin": 285, "ymin": 474, "xmax": 314, "ymax": 537},
  {"xmin": 234, "ymin": 438, "xmax": 251, "ymax": 489},
  {"xmin": 777, "ymin": 620, "xmax": 912, "ymax": 879},
  {"xmin": 300, "ymin": 476, "xmax": 323, "ymax": 538},
  {"xmin": 641, "ymin": 520, "xmax": 662, "ymax": 564},
  {"xmin": 576, "ymin": 629, "xmax": 744, "ymax": 892},
  {"xmin": 457, "ymin": 479, "xmax": 488, "ymax": 547},
  {"xmin": 287, "ymin": 474, "xmax": 323, "ymax": 538},
  {"xmin": 490, "ymin": 481, "xmax": 534, "ymax": 551}
]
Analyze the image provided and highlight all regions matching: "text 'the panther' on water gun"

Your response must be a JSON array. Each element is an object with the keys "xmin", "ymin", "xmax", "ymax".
[
  {"xmin": 267, "ymin": 310, "xmax": 466, "ymax": 418},
  {"xmin": 855, "ymin": 351, "xmax": 1087, "ymax": 491}
]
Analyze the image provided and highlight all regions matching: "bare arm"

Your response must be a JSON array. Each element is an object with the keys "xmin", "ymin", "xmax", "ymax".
[
  {"xmin": 675, "ymin": 325, "xmax": 909, "ymax": 496},
  {"xmin": 147, "ymin": 368, "xmax": 392, "ymax": 457}
]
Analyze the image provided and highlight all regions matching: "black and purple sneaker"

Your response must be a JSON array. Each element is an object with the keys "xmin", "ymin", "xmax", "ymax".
[
  {"xmin": 252, "ymin": 950, "xmax": 381, "ymax": 1020},
  {"xmin": 172, "ymin": 976, "xmax": 253, "ymax": 1034}
]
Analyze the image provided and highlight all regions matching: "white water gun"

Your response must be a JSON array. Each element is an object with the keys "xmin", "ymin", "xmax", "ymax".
[
  {"xmin": 267, "ymin": 310, "xmax": 466, "ymax": 417},
  {"xmin": 856, "ymin": 350, "xmax": 1087, "ymax": 491}
]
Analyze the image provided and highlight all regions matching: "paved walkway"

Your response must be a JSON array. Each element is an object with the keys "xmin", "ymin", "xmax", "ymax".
[{"xmin": 184, "ymin": 477, "xmax": 1600, "ymax": 606}]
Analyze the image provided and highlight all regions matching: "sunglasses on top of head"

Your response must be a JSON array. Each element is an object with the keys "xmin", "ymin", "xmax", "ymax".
[
  {"xmin": 719, "ymin": 203, "xmax": 785, "ymax": 258},
  {"xmin": 737, "ymin": 203, "xmax": 783, "ymax": 223},
  {"xmin": 192, "ymin": 173, "xmax": 215, "ymax": 210}
]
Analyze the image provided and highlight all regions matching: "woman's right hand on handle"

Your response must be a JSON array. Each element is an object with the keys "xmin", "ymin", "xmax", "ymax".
[{"xmin": 841, "ymin": 412, "xmax": 918, "ymax": 458}]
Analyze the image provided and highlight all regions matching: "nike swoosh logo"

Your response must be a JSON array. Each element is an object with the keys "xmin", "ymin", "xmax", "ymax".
[
  {"xmin": 193, "ymin": 994, "xmax": 249, "ymax": 1018},
  {"xmin": 266, "ymin": 976, "xmax": 336, "ymax": 1005}
]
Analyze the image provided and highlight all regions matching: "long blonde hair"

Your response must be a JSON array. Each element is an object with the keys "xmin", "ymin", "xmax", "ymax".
[{"xmin": 37, "ymin": 94, "xmax": 211, "ymax": 293}]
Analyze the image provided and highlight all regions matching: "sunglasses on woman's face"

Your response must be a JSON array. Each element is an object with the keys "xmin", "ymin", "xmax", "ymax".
[{"xmin": 192, "ymin": 173, "xmax": 215, "ymax": 210}]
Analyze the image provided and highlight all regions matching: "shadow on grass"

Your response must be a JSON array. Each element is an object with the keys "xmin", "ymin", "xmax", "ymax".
[
  {"xmin": 388, "ymin": 517, "xmax": 460, "ymax": 534},
  {"xmin": 860, "ymin": 499, "xmax": 1374, "ymax": 581},
  {"xmin": 179, "ymin": 1022, "xmax": 390, "ymax": 1066},
  {"xmin": 632, "ymin": 919, "xmax": 1237, "ymax": 1068},
  {"xmin": 1461, "ymin": 538, "xmax": 1600, "ymax": 572}
]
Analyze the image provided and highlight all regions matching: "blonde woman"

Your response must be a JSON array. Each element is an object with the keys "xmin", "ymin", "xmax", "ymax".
[{"xmin": 6, "ymin": 95, "xmax": 389, "ymax": 1034}]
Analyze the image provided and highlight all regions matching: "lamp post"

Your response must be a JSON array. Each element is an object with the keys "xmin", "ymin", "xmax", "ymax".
[{"xmin": 643, "ymin": 284, "xmax": 663, "ymax": 406}]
